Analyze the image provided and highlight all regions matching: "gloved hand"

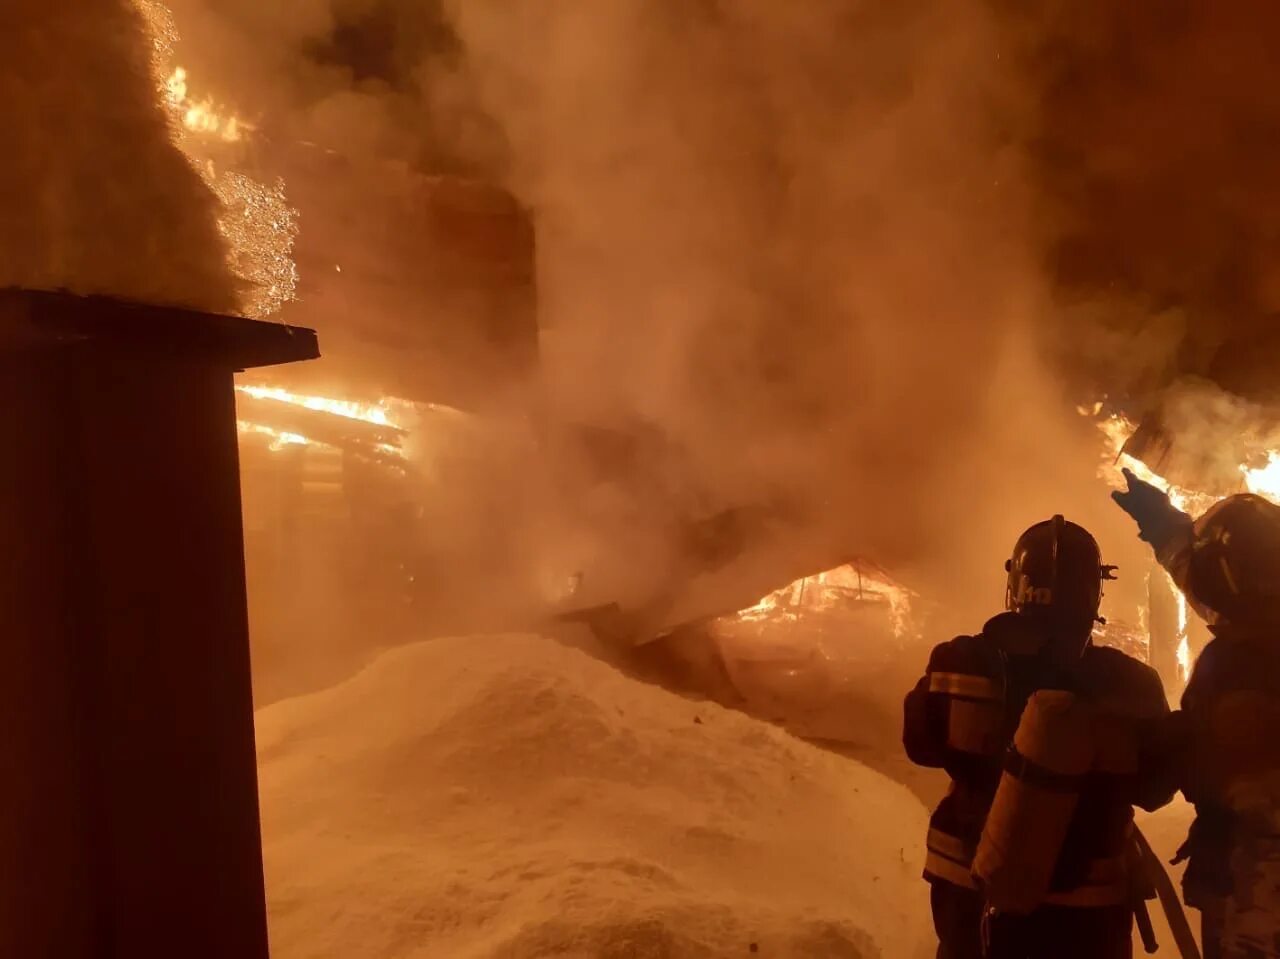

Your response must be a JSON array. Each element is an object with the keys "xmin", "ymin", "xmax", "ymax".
[{"xmin": 1111, "ymin": 467, "xmax": 1191, "ymax": 549}]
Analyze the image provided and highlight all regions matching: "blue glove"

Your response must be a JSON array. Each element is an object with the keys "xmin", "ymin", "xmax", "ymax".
[{"xmin": 1111, "ymin": 467, "xmax": 1191, "ymax": 551}]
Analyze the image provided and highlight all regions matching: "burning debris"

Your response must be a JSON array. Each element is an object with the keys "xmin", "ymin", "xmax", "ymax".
[
  {"xmin": 1087, "ymin": 399, "xmax": 1280, "ymax": 682},
  {"xmin": 235, "ymin": 383, "xmax": 409, "ymax": 459},
  {"xmin": 1096, "ymin": 410, "xmax": 1280, "ymax": 514},
  {"xmin": 232, "ymin": 381, "xmax": 473, "ymax": 462},
  {"xmin": 237, "ymin": 384, "xmax": 403, "ymax": 429},
  {"xmin": 734, "ymin": 561, "xmax": 914, "ymax": 641}
]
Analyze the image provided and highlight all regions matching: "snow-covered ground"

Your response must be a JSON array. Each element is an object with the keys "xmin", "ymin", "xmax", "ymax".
[{"xmin": 257, "ymin": 632, "xmax": 934, "ymax": 958}]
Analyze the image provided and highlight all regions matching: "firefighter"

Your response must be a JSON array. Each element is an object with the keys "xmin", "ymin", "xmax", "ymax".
[
  {"xmin": 904, "ymin": 515, "xmax": 1175, "ymax": 958},
  {"xmin": 1114, "ymin": 468, "xmax": 1280, "ymax": 959}
]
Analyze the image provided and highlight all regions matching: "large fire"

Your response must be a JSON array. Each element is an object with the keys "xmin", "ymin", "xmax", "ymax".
[
  {"xmin": 236, "ymin": 385, "xmax": 402, "ymax": 428},
  {"xmin": 1094, "ymin": 410, "xmax": 1280, "ymax": 681},
  {"xmin": 1244, "ymin": 451, "xmax": 1280, "ymax": 500},
  {"xmin": 235, "ymin": 384, "xmax": 411, "ymax": 457}
]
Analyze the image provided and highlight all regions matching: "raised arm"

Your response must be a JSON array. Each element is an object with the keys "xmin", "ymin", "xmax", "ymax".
[{"xmin": 1111, "ymin": 467, "xmax": 1215, "ymax": 623}]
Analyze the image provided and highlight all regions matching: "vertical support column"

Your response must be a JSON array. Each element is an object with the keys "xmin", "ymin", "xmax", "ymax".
[
  {"xmin": 73, "ymin": 348, "xmax": 270, "ymax": 958},
  {"xmin": 0, "ymin": 345, "xmax": 269, "ymax": 958}
]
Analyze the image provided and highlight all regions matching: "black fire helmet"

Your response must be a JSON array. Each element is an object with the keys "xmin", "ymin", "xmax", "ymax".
[
  {"xmin": 1004, "ymin": 515, "xmax": 1115, "ymax": 628},
  {"xmin": 1188, "ymin": 493, "xmax": 1280, "ymax": 627}
]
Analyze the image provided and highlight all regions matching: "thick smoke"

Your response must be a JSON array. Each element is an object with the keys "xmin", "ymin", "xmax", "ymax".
[
  {"xmin": 0, "ymin": 0, "xmax": 237, "ymax": 312},
  {"xmin": 1009, "ymin": 1, "xmax": 1280, "ymax": 404},
  {"xmin": 156, "ymin": 0, "xmax": 1280, "ymax": 636},
  {"xmin": 993, "ymin": 1, "xmax": 1280, "ymax": 514},
  {"xmin": 440, "ymin": 0, "xmax": 1133, "ymax": 628},
  {"xmin": 160, "ymin": 0, "xmax": 500, "ymax": 175}
]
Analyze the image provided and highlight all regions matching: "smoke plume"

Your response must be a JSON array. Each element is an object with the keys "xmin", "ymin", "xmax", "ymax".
[
  {"xmin": 151, "ymin": 0, "xmax": 1280, "ymax": 635},
  {"xmin": 1009, "ymin": 0, "xmax": 1280, "ymax": 404},
  {"xmin": 439, "ymin": 0, "xmax": 1126, "ymax": 627},
  {"xmin": 0, "ymin": 0, "xmax": 238, "ymax": 312}
]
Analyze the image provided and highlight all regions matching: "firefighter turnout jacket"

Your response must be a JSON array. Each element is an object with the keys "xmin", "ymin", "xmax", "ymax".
[
  {"xmin": 1177, "ymin": 629, "xmax": 1280, "ymax": 957},
  {"xmin": 1159, "ymin": 520, "xmax": 1280, "ymax": 953},
  {"xmin": 1115, "ymin": 480, "xmax": 1280, "ymax": 956},
  {"xmin": 904, "ymin": 612, "xmax": 1175, "ymax": 908}
]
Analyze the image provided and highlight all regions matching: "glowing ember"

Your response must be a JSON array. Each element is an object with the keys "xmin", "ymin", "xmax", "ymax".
[
  {"xmin": 135, "ymin": 0, "xmax": 178, "ymax": 75},
  {"xmin": 737, "ymin": 563, "xmax": 913, "ymax": 639},
  {"xmin": 206, "ymin": 170, "xmax": 299, "ymax": 319},
  {"xmin": 135, "ymin": 0, "xmax": 297, "ymax": 317}
]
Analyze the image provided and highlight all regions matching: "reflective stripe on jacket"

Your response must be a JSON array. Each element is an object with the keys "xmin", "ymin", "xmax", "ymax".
[{"xmin": 904, "ymin": 612, "xmax": 1175, "ymax": 905}]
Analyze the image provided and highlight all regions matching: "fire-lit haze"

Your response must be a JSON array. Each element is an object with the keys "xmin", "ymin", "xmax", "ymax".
[
  {"xmin": 435, "ymin": 0, "xmax": 1150, "ymax": 634},
  {"xmin": 9, "ymin": 2, "xmax": 1280, "ymax": 952},
  {"xmin": 13, "ymin": 0, "xmax": 1280, "ymax": 656}
]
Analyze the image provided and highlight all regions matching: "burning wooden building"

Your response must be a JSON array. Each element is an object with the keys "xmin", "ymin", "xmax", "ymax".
[{"xmin": 230, "ymin": 163, "xmax": 540, "ymax": 701}]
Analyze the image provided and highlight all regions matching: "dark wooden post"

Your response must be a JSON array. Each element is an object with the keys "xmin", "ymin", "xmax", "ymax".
[{"xmin": 0, "ymin": 290, "xmax": 318, "ymax": 958}]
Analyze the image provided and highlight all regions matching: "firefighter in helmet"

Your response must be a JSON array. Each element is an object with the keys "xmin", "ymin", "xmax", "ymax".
[
  {"xmin": 904, "ymin": 515, "xmax": 1175, "ymax": 958},
  {"xmin": 1114, "ymin": 469, "xmax": 1280, "ymax": 959}
]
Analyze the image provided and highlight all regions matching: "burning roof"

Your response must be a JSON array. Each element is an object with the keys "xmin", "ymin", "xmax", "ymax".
[{"xmin": 1089, "ymin": 403, "xmax": 1280, "ymax": 681}]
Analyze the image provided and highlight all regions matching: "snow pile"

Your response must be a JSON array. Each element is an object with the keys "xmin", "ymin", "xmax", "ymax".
[{"xmin": 257, "ymin": 632, "xmax": 933, "ymax": 958}]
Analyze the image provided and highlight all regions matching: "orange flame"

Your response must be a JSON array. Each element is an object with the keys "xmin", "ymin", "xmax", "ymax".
[
  {"xmin": 234, "ymin": 384, "xmax": 419, "ymax": 461},
  {"xmin": 237, "ymin": 421, "xmax": 310, "ymax": 452},
  {"xmin": 235, "ymin": 384, "xmax": 404, "ymax": 429},
  {"xmin": 1089, "ymin": 410, "xmax": 1280, "ymax": 682},
  {"xmin": 135, "ymin": 1, "xmax": 296, "ymax": 317},
  {"xmin": 1243, "ymin": 451, "xmax": 1280, "ymax": 500},
  {"xmin": 737, "ymin": 563, "xmax": 913, "ymax": 638},
  {"xmin": 164, "ymin": 66, "xmax": 248, "ymax": 143}
]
